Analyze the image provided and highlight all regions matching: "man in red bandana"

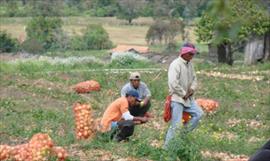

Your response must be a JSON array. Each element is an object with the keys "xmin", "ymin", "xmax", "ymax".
[{"xmin": 164, "ymin": 43, "xmax": 204, "ymax": 148}]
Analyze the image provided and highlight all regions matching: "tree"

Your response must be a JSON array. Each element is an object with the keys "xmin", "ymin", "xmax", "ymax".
[
  {"xmin": 0, "ymin": 31, "xmax": 19, "ymax": 52},
  {"xmin": 24, "ymin": 0, "xmax": 65, "ymax": 52},
  {"xmin": 88, "ymin": 0, "xmax": 118, "ymax": 17},
  {"xmin": 29, "ymin": 0, "xmax": 64, "ymax": 16},
  {"xmin": 151, "ymin": 0, "xmax": 209, "ymax": 41},
  {"xmin": 6, "ymin": 0, "xmax": 19, "ymax": 17},
  {"xmin": 146, "ymin": 18, "xmax": 184, "ymax": 45},
  {"xmin": 26, "ymin": 17, "xmax": 63, "ymax": 50},
  {"xmin": 70, "ymin": 24, "xmax": 113, "ymax": 50},
  {"xmin": 116, "ymin": 0, "xmax": 145, "ymax": 24},
  {"xmin": 196, "ymin": 0, "xmax": 270, "ymax": 65}
]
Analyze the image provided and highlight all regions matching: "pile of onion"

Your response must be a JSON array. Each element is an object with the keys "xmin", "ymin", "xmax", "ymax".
[
  {"xmin": 73, "ymin": 103, "xmax": 96, "ymax": 139},
  {"xmin": 73, "ymin": 80, "xmax": 101, "ymax": 93},
  {"xmin": 0, "ymin": 145, "xmax": 11, "ymax": 161},
  {"xmin": 28, "ymin": 133, "xmax": 54, "ymax": 161},
  {"xmin": 196, "ymin": 98, "xmax": 219, "ymax": 113},
  {"xmin": 52, "ymin": 146, "xmax": 68, "ymax": 161},
  {"xmin": 0, "ymin": 133, "xmax": 68, "ymax": 161}
]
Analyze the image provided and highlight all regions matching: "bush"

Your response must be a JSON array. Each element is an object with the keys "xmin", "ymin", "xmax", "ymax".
[
  {"xmin": 70, "ymin": 36, "xmax": 87, "ymax": 51},
  {"xmin": 25, "ymin": 17, "xmax": 64, "ymax": 51},
  {"xmin": 21, "ymin": 39, "xmax": 44, "ymax": 54},
  {"xmin": 0, "ymin": 31, "xmax": 19, "ymax": 53},
  {"xmin": 70, "ymin": 24, "xmax": 113, "ymax": 50}
]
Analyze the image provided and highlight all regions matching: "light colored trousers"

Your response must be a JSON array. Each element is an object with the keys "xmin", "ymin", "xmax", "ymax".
[{"xmin": 164, "ymin": 100, "xmax": 204, "ymax": 147}]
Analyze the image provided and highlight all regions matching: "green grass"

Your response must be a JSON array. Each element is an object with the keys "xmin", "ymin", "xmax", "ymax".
[
  {"xmin": 45, "ymin": 50, "xmax": 109, "ymax": 58},
  {"xmin": 0, "ymin": 56, "xmax": 269, "ymax": 160}
]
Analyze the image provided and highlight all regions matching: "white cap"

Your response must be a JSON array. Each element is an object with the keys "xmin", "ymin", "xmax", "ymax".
[{"xmin": 129, "ymin": 72, "xmax": 141, "ymax": 80}]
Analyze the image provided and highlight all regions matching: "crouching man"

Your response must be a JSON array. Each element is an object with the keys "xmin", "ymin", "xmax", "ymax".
[{"xmin": 100, "ymin": 89, "xmax": 149, "ymax": 141}]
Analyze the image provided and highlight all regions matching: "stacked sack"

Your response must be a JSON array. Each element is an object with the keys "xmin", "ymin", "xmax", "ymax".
[
  {"xmin": 73, "ymin": 103, "xmax": 96, "ymax": 139},
  {"xmin": 0, "ymin": 133, "xmax": 68, "ymax": 161},
  {"xmin": 73, "ymin": 80, "xmax": 100, "ymax": 93},
  {"xmin": 196, "ymin": 98, "xmax": 219, "ymax": 113}
]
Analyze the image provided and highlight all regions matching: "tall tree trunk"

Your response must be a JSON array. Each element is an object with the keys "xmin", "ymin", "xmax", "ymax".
[
  {"xmin": 263, "ymin": 32, "xmax": 270, "ymax": 61},
  {"xmin": 22, "ymin": 0, "xmax": 27, "ymax": 5},
  {"xmin": 226, "ymin": 43, "xmax": 233, "ymax": 65},
  {"xmin": 217, "ymin": 43, "xmax": 233, "ymax": 65},
  {"xmin": 244, "ymin": 36, "xmax": 264, "ymax": 65},
  {"xmin": 208, "ymin": 43, "xmax": 233, "ymax": 65},
  {"xmin": 208, "ymin": 44, "xmax": 218, "ymax": 63},
  {"xmin": 217, "ymin": 44, "xmax": 227, "ymax": 63}
]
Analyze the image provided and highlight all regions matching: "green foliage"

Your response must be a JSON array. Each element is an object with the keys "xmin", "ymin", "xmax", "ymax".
[
  {"xmin": 116, "ymin": 0, "xmax": 143, "ymax": 24},
  {"xmin": 29, "ymin": 0, "xmax": 63, "ymax": 17},
  {"xmin": 108, "ymin": 56, "xmax": 153, "ymax": 68},
  {"xmin": 0, "ymin": 1, "xmax": 31, "ymax": 17},
  {"xmin": 70, "ymin": 24, "xmax": 113, "ymax": 50},
  {"xmin": 164, "ymin": 131, "xmax": 203, "ymax": 161},
  {"xmin": 196, "ymin": 0, "xmax": 270, "ymax": 44},
  {"xmin": 88, "ymin": 0, "xmax": 118, "ymax": 17},
  {"xmin": 0, "ymin": 30, "xmax": 19, "ymax": 52},
  {"xmin": 151, "ymin": 0, "xmax": 209, "ymax": 19},
  {"xmin": 26, "ymin": 16, "xmax": 64, "ymax": 51},
  {"xmin": 21, "ymin": 38, "xmax": 44, "ymax": 54}
]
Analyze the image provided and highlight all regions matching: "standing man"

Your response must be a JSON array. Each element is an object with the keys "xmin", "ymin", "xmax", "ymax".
[
  {"xmin": 100, "ymin": 89, "xmax": 148, "ymax": 141},
  {"xmin": 121, "ymin": 72, "xmax": 151, "ymax": 117},
  {"xmin": 164, "ymin": 43, "xmax": 204, "ymax": 147}
]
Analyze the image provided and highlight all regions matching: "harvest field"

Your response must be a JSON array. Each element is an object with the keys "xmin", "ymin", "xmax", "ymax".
[
  {"xmin": 0, "ymin": 53, "xmax": 269, "ymax": 160},
  {"xmin": 1, "ymin": 1, "xmax": 270, "ymax": 159}
]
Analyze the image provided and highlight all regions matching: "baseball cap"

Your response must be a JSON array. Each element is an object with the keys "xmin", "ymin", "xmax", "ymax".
[
  {"xmin": 129, "ymin": 72, "xmax": 141, "ymax": 80},
  {"xmin": 126, "ymin": 89, "xmax": 140, "ymax": 100}
]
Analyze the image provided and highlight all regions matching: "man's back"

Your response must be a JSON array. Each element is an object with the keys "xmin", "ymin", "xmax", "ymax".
[{"xmin": 100, "ymin": 97, "xmax": 129, "ymax": 132}]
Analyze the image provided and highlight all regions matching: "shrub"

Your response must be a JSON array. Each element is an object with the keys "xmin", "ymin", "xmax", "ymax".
[
  {"xmin": 70, "ymin": 24, "xmax": 113, "ymax": 50},
  {"xmin": 83, "ymin": 24, "xmax": 113, "ymax": 50},
  {"xmin": 25, "ymin": 17, "xmax": 64, "ymax": 50},
  {"xmin": 70, "ymin": 36, "xmax": 87, "ymax": 51},
  {"xmin": 0, "ymin": 31, "xmax": 19, "ymax": 53},
  {"xmin": 109, "ymin": 51, "xmax": 151, "ymax": 68},
  {"xmin": 21, "ymin": 39, "xmax": 44, "ymax": 54}
]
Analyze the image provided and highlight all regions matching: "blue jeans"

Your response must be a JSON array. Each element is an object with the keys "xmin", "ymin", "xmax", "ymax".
[
  {"xmin": 111, "ymin": 121, "xmax": 118, "ymax": 129},
  {"xmin": 164, "ymin": 100, "xmax": 204, "ymax": 147}
]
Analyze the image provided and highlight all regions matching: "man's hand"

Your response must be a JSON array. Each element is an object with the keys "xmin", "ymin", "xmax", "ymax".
[
  {"xmin": 133, "ymin": 120, "xmax": 142, "ymax": 124},
  {"xmin": 140, "ymin": 117, "xmax": 148, "ymax": 123},
  {"xmin": 133, "ymin": 116, "xmax": 149, "ymax": 124},
  {"xmin": 183, "ymin": 88, "xmax": 194, "ymax": 100},
  {"xmin": 144, "ymin": 112, "xmax": 153, "ymax": 118},
  {"xmin": 187, "ymin": 88, "xmax": 194, "ymax": 96}
]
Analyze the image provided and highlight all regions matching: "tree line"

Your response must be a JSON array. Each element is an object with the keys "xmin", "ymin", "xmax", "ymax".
[{"xmin": 0, "ymin": 0, "xmax": 208, "ymax": 24}]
